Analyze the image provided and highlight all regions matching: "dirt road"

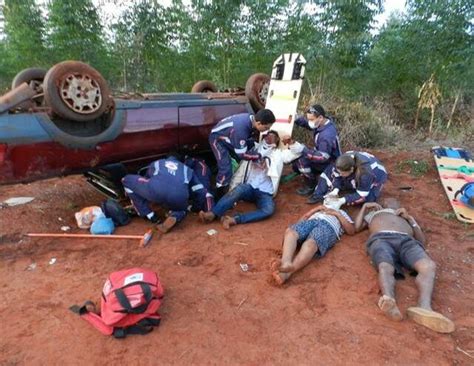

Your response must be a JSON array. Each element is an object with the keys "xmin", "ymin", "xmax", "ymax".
[{"xmin": 0, "ymin": 150, "xmax": 472, "ymax": 365}]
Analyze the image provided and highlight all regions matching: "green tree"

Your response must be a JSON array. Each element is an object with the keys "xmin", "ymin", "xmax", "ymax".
[
  {"xmin": 46, "ymin": 0, "xmax": 110, "ymax": 74},
  {"xmin": 2, "ymin": 0, "xmax": 46, "ymax": 76}
]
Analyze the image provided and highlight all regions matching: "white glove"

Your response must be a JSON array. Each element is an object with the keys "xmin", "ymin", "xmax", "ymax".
[
  {"xmin": 289, "ymin": 141, "xmax": 305, "ymax": 154},
  {"xmin": 325, "ymin": 188, "xmax": 340, "ymax": 198}
]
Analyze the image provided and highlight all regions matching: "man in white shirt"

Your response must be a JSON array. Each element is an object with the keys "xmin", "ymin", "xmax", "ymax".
[
  {"xmin": 199, "ymin": 130, "xmax": 296, "ymax": 229},
  {"xmin": 271, "ymin": 197, "xmax": 355, "ymax": 285}
]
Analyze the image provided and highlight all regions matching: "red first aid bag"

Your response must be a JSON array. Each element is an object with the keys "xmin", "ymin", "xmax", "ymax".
[{"xmin": 70, "ymin": 268, "xmax": 164, "ymax": 338}]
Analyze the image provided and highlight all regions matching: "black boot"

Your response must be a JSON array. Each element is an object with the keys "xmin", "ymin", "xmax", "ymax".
[
  {"xmin": 306, "ymin": 194, "xmax": 324, "ymax": 204},
  {"xmin": 296, "ymin": 179, "xmax": 316, "ymax": 196}
]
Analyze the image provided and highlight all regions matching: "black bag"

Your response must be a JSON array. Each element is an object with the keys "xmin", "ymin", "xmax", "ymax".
[{"xmin": 101, "ymin": 199, "xmax": 131, "ymax": 226}]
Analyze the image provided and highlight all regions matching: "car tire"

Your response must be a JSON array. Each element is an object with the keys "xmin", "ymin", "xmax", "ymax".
[
  {"xmin": 43, "ymin": 61, "xmax": 112, "ymax": 122},
  {"xmin": 12, "ymin": 67, "xmax": 47, "ymax": 89},
  {"xmin": 191, "ymin": 80, "xmax": 218, "ymax": 93},
  {"xmin": 245, "ymin": 73, "xmax": 270, "ymax": 111},
  {"xmin": 11, "ymin": 68, "xmax": 47, "ymax": 108}
]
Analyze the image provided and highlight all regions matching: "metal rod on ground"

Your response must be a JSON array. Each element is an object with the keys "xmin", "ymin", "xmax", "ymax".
[{"xmin": 27, "ymin": 229, "xmax": 153, "ymax": 247}]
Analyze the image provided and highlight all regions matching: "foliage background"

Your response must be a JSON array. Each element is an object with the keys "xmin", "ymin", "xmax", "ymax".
[{"xmin": 0, "ymin": 0, "xmax": 472, "ymax": 145}]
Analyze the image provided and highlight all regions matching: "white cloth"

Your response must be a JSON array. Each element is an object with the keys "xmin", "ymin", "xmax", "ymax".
[
  {"xmin": 246, "ymin": 161, "xmax": 274, "ymax": 194},
  {"xmin": 309, "ymin": 209, "xmax": 353, "ymax": 238},
  {"xmin": 230, "ymin": 142, "xmax": 301, "ymax": 197}
]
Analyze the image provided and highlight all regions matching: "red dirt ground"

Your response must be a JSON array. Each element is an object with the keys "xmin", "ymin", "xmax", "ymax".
[{"xmin": 0, "ymin": 150, "xmax": 473, "ymax": 365}]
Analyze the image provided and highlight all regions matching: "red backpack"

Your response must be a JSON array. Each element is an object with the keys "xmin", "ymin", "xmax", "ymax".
[{"xmin": 70, "ymin": 268, "xmax": 164, "ymax": 338}]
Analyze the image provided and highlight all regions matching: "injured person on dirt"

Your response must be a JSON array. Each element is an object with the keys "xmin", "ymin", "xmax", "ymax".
[
  {"xmin": 199, "ymin": 130, "xmax": 300, "ymax": 229},
  {"xmin": 271, "ymin": 196, "xmax": 355, "ymax": 285},
  {"xmin": 354, "ymin": 198, "xmax": 455, "ymax": 333}
]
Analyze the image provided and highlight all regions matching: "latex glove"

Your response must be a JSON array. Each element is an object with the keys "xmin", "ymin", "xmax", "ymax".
[
  {"xmin": 289, "ymin": 141, "xmax": 305, "ymax": 154},
  {"xmin": 325, "ymin": 188, "xmax": 340, "ymax": 198}
]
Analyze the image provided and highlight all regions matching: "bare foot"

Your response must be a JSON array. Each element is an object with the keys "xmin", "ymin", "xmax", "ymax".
[
  {"xmin": 221, "ymin": 215, "xmax": 237, "ymax": 230},
  {"xmin": 406, "ymin": 307, "xmax": 455, "ymax": 333},
  {"xmin": 271, "ymin": 271, "xmax": 291, "ymax": 286},
  {"xmin": 279, "ymin": 262, "xmax": 295, "ymax": 273},
  {"xmin": 199, "ymin": 210, "xmax": 215, "ymax": 223},
  {"xmin": 378, "ymin": 295, "xmax": 403, "ymax": 321},
  {"xmin": 157, "ymin": 216, "xmax": 177, "ymax": 233}
]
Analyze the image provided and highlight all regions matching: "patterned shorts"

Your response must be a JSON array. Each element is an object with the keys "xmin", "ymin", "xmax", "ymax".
[{"xmin": 290, "ymin": 219, "xmax": 338, "ymax": 257}]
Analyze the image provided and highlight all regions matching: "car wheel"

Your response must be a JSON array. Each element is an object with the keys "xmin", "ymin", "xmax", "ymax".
[
  {"xmin": 191, "ymin": 80, "xmax": 218, "ymax": 93},
  {"xmin": 43, "ymin": 61, "xmax": 112, "ymax": 122},
  {"xmin": 12, "ymin": 67, "xmax": 47, "ymax": 108},
  {"xmin": 245, "ymin": 73, "xmax": 270, "ymax": 111}
]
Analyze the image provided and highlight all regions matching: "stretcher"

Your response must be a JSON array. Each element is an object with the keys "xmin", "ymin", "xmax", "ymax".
[
  {"xmin": 432, "ymin": 146, "xmax": 473, "ymax": 223},
  {"xmin": 264, "ymin": 53, "xmax": 306, "ymax": 139}
]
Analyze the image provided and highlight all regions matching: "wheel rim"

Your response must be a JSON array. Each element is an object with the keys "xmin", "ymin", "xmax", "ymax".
[
  {"xmin": 59, "ymin": 73, "xmax": 102, "ymax": 114},
  {"xmin": 258, "ymin": 80, "xmax": 270, "ymax": 105}
]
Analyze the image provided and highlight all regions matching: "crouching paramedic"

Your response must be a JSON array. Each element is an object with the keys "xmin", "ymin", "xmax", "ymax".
[
  {"xmin": 122, "ymin": 156, "xmax": 211, "ymax": 233},
  {"xmin": 209, "ymin": 109, "xmax": 275, "ymax": 197},
  {"xmin": 288, "ymin": 104, "xmax": 341, "ymax": 196},
  {"xmin": 199, "ymin": 130, "xmax": 300, "ymax": 229},
  {"xmin": 308, "ymin": 151, "xmax": 387, "ymax": 205}
]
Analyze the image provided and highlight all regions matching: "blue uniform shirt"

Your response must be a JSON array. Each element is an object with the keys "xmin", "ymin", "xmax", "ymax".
[
  {"xmin": 210, "ymin": 113, "xmax": 261, "ymax": 161},
  {"xmin": 295, "ymin": 116, "xmax": 341, "ymax": 164}
]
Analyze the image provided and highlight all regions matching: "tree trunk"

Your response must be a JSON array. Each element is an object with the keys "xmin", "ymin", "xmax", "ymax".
[
  {"xmin": 414, "ymin": 105, "xmax": 421, "ymax": 129},
  {"xmin": 429, "ymin": 107, "xmax": 435, "ymax": 134},
  {"xmin": 447, "ymin": 91, "xmax": 461, "ymax": 129}
]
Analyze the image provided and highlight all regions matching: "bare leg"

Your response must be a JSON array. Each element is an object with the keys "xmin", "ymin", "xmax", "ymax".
[
  {"xmin": 281, "ymin": 239, "xmax": 318, "ymax": 273},
  {"xmin": 273, "ymin": 239, "xmax": 318, "ymax": 286},
  {"xmin": 413, "ymin": 258, "xmax": 436, "ymax": 310},
  {"xmin": 377, "ymin": 262, "xmax": 403, "ymax": 321},
  {"xmin": 406, "ymin": 258, "xmax": 455, "ymax": 333},
  {"xmin": 280, "ymin": 228, "xmax": 299, "ymax": 270}
]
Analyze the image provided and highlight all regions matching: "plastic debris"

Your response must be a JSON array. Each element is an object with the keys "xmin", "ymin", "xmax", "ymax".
[
  {"xmin": 3, "ymin": 197, "xmax": 35, "ymax": 207},
  {"xmin": 239, "ymin": 263, "xmax": 249, "ymax": 272},
  {"xmin": 49, "ymin": 258, "xmax": 57, "ymax": 265},
  {"xmin": 26, "ymin": 263, "xmax": 37, "ymax": 271},
  {"xmin": 206, "ymin": 229, "xmax": 218, "ymax": 236},
  {"xmin": 61, "ymin": 226, "xmax": 71, "ymax": 231}
]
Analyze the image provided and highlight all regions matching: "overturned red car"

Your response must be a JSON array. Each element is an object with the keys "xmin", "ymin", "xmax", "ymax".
[{"xmin": 0, "ymin": 61, "xmax": 270, "ymax": 194}]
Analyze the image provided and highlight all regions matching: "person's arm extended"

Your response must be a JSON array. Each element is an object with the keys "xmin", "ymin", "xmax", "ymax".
[
  {"xmin": 396, "ymin": 208, "xmax": 426, "ymax": 245},
  {"xmin": 355, "ymin": 202, "xmax": 381, "ymax": 232}
]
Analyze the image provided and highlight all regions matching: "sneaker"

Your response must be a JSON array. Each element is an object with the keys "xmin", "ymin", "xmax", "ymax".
[
  {"xmin": 306, "ymin": 195, "xmax": 324, "ymax": 204},
  {"xmin": 296, "ymin": 185, "xmax": 314, "ymax": 196}
]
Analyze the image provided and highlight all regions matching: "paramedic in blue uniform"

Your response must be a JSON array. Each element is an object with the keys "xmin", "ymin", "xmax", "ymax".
[
  {"xmin": 288, "ymin": 104, "xmax": 341, "ymax": 196},
  {"xmin": 209, "ymin": 108, "xmax": 276, "ymax": 197},
  {"xmin": 121, "ymin": 156, "xmax": 212, "ymax": 232},
  {"xmin": 184, "ymin": 156, "xmax": 214, "ymax": 212},
  {"xmin": 308, "ymin": 151, "xmax": 388, "ymax": 205}
]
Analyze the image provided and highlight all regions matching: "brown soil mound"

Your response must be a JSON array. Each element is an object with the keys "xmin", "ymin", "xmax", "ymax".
[{"xmin": 0, "ymin": 150, "xmax": 472, "ymax": 365}]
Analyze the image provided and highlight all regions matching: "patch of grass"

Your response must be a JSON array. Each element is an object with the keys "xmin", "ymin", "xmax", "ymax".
[{"xmin": 396, "ymin": 159, "xmax": 430, "ymax": 177}]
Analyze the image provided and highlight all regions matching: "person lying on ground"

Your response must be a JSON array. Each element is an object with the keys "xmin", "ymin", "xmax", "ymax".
[
  {"xmin": 271, "ymin": 197, "xmax": 355, "ymax": 285},
  {"xmin": 284, "ymin": 104, "xmax": 341, "ymax": 196},
  {"xmin": 122, "ymin": 156, "xmax": 212, "ymax": 233},
  {"xmin": 354, "ymin": 199, "xmax": 455, "ymax": 333},
  {"xmin": 209, "ymin": 108, "xmax": 276, "ymax": 198},
  {"xmin": 307, "ymin": 151, "xmax": 387, "ymax": 205},
  {"xmin": 199, "ymin": 130, "xmax": 300, "ymax": 229}
]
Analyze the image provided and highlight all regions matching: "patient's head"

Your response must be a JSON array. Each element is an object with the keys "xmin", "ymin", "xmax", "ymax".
[{"xmin": 382, "ymin": 197, "xmax": 400, "ymax": 210}]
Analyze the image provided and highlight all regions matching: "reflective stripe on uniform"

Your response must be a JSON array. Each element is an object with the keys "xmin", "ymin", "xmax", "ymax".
[
  {"xmin": 234, "ymin": 146, "xmax": 247, "ymax": 154},
  {"xmin": 211, "ymin": 121, "xmax": 234, "ymax": 133},
  {"xmin": 191, "ymin": 184, "xmax": 204, "ymax": 191},
  {"xmin": 356, "ymin": 190, "xmax": 370, "ymax": 197}
]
